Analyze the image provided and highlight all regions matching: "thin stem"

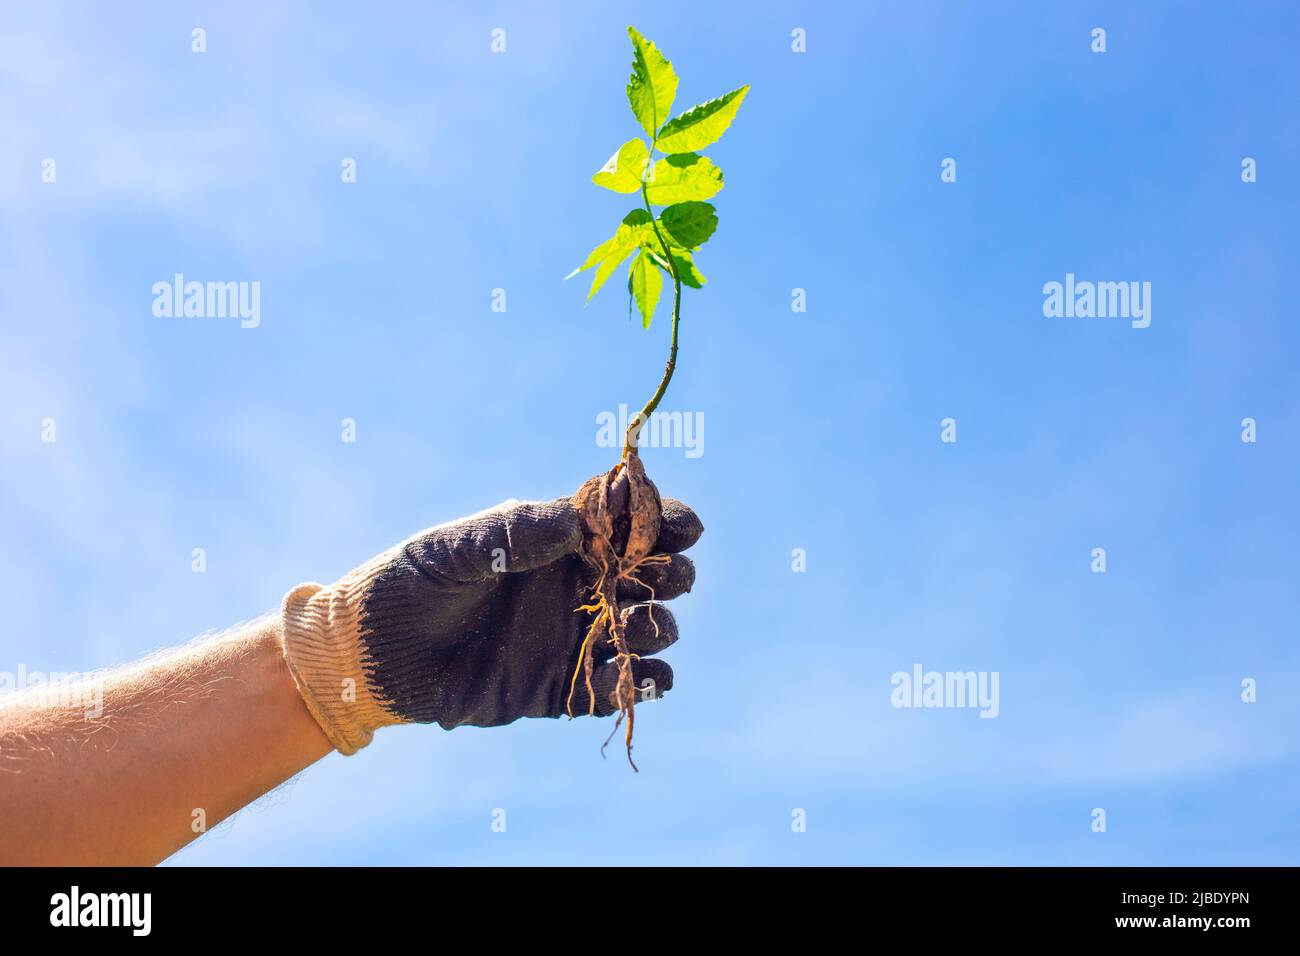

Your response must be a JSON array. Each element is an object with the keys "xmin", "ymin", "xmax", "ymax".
[{"xmin": 623, "ymin": 173, "xmax": 682, "ymax": 461}]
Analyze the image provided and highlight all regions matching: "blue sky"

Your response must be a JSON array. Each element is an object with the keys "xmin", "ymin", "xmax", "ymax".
[{"xmin": 2, "ymin": 0, "xmax": 1297, "ymax": 865}]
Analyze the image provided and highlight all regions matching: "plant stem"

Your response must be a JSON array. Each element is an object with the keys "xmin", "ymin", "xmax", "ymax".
[{"xmin": 623, "ymin": 178, "xmax": 682, "ymax": 460}]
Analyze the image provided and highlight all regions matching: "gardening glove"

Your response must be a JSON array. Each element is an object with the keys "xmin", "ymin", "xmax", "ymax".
[{"xmin": 279, "ymin": 495, "xmax": 703, "ymax": 754}]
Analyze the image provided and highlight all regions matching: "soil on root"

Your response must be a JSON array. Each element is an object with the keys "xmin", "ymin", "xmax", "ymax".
[{"xmin": 566, "ymin": 452, "xmax": 667, "ymax": 770}]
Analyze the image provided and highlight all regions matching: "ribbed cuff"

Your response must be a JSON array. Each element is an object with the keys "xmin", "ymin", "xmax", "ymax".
[{"xmin": 280, "ymin": 575, "xmax": 399, "ymax": 755}]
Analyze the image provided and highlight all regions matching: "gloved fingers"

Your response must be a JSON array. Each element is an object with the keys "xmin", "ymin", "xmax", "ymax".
[
  {"xmin": 594, "ymin": 602, "xmax": 679, "ymax": 662},
  {"xmin": 579, "ymin": 658, "xmax": 675, "ymax": 717},
  {"xmin": 408, "ymin": 497, "xmax": 582, "ymax": 582},
  {"xmin": 655, "ymin": 498, "xmax": 704, "ymax": 554},
  {"xmin": 615, "ymin": 553, "xmax": 695, "ymax": 602}
]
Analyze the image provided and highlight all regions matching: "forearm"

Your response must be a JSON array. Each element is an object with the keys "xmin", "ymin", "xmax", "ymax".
[{"xmin": 0, "ymin": 616, "xmax": 333, "ymax": 865}]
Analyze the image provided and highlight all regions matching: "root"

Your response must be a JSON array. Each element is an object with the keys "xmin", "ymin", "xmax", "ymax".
[
  {"xmin": 566, "ymin": 561, "xmax": 614, "ymax": 718},
  {"xmin": 620, "ymin": 554, "xmax": 671, "ymax": 643},
  {"xmin": 565, "ymin": 549, "xmax": 664, "ymax": 721},
  {"xmin": 567, "ymin": 454, "xmax": 666, "ymax": 771}
]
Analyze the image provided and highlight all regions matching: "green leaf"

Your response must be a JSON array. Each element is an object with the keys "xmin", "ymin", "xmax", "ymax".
[
  {"xmin": 630, "ymin": 249, "xmax": 663, "ymax": 329},
  {"xmin": 655, "ymin": 86, "xmax": 749, "ymax": 153},
  {"xmin": 646, "ymin": 244, "xmax": 705, "ymax": 289},
  {"xmin": 592, "ymin": 138, "xmax": 649, "ymax": 193},
  {"xmin": 659, "ymin": 201, "xmax": 718, "ymax": 249},
  {"xmin": 643, "ymin": 154, "xmax": 723, "ymax": 205},
  {"xmin": 566, "ymin": 210, "xmax": 653, "ymax": 302},
  {"xmin": 590, "ymin": 243, "xmax": 638, "ymax": 301},
  {"xmin": 626, "ymin": 211, "xmax": 707, "ymax": 289},
  {"xmin": 626, "ymin": 27, "xmax": 678, "ymax": 138},
  {"xmin": 566, "ymin": 236, "xmax": 617, "ymax": 279},
  {"xmin": 669, "ymin": 249, "xmax": 706, "ymax": 289},
  {"xmin": 621, "ymin": 208, "xmax": 653, "ymax": 228}
]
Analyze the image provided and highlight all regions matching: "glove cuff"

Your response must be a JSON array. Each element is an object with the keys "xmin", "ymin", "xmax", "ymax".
[{"xmin": 280, "ymin": 570, "xmax": 401, "ymax": 755}]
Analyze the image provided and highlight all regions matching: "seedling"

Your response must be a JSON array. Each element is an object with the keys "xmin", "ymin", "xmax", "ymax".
[{"xmin": 566, "ymin": 27, "xmax": 748, "ymax": 768}]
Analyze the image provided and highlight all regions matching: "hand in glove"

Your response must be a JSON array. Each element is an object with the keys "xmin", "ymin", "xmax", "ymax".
[{"xmin": 280, "ymin": 495, "xmax": 702, "ymax": 754}]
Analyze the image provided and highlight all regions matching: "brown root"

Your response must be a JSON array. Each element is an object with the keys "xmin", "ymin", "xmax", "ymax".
[{"xmin": 567, "ymin": 451, "xmax": 665, "ymax": 770}]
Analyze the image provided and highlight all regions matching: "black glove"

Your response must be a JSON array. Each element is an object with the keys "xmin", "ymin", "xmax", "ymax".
[{"xmin": 279, "ymin": 496, "xmax": 702, "ymax": 754}]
